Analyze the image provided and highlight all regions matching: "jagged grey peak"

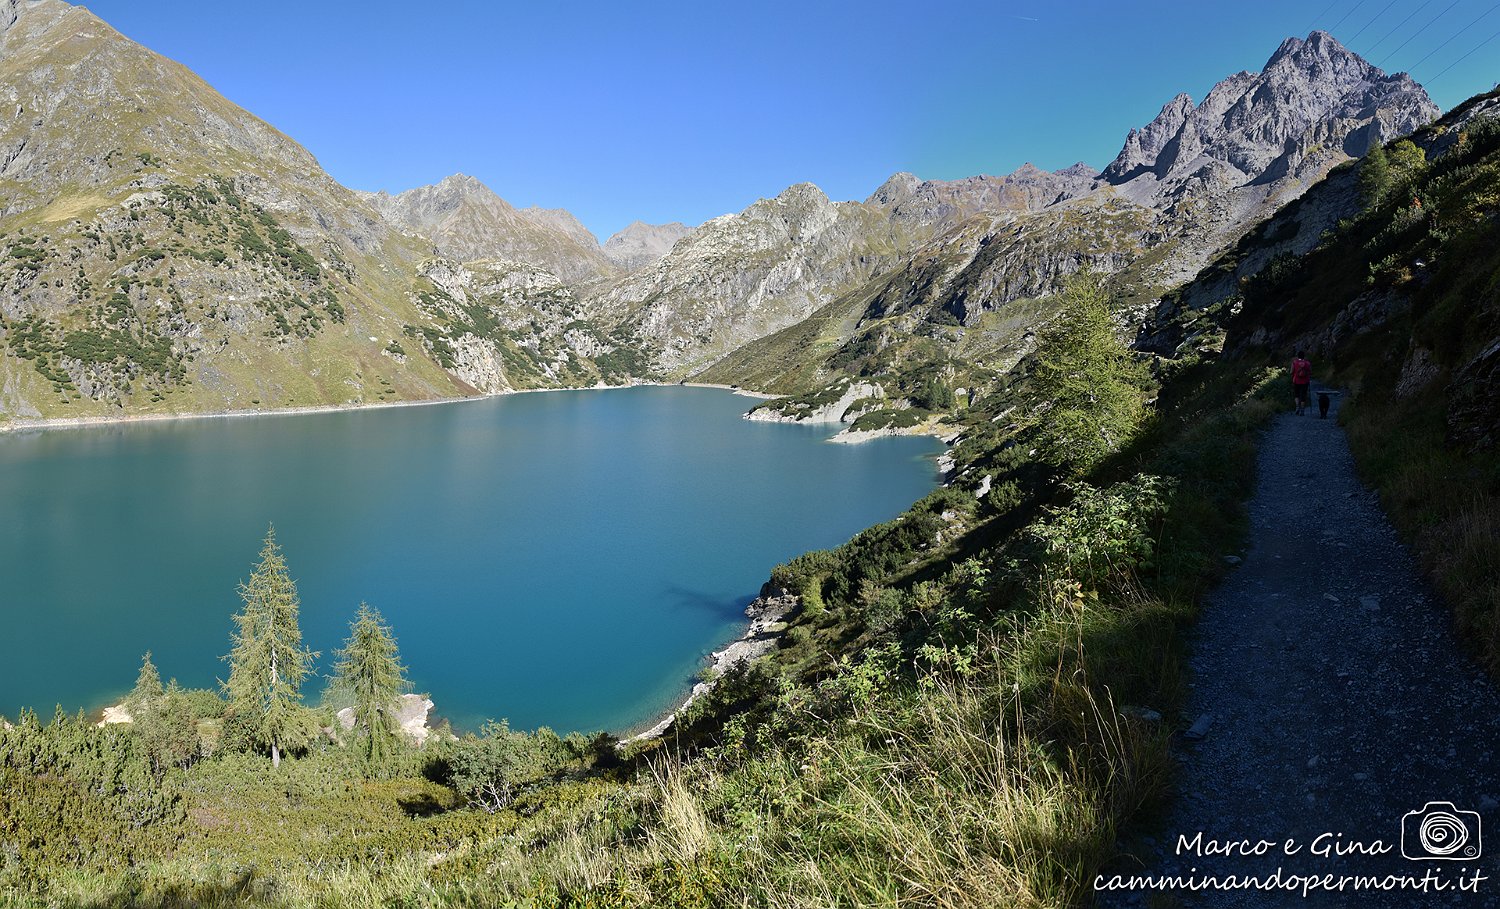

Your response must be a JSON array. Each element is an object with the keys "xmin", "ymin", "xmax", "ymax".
[
  {"xmin": 1102, "ymin": 93, "xmax": 1194, "ymax": 182},
  {"xmin": 362, "ymin": 174, "xmax": 617, "ymax": 285},
  {"xmin": 1103, "ymin": 31, "xmax": 1439, "ymax": 189},
  {"xmin": 602, "ymin": 220, "xmax": 695, "ymax": 271},
  {"xmin": 866, "ymin": 162, "xmax": 1099, "ymax": 232}
]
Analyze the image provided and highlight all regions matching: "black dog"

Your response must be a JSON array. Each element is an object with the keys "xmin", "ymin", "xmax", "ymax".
[{"xmin": 1318, "ymin": 392, "xmax": 1331, "ymax": 419}]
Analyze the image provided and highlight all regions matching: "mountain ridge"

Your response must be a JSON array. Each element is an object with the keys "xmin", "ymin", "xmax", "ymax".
[
  {"xmin": 697, "ymin": 30, "xmax": 1438, "ymax": 401},
  {"xmin": 0, "ymin": 6, "xmax": 1446, "ymax": 426}
]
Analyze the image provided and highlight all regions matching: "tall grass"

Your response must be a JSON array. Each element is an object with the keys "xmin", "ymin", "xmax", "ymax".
[{"xmin": 1342, "ymin": 390, "xmax": 1500, "ymax": 669}]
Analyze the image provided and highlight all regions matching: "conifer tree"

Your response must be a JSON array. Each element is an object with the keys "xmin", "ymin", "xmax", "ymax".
[
  {"xmin": 127, "ymin": 651, "xmax": 164, "ymax": 716},
  {"xmin": 137, "ymin": 682, "xmax": 200, "ymax": 779},
  {"xmin": 1031, "ymin": 269, "xmax": 1149, "ymax": 474},
  {"xmin": 1358, "ymin": 143, "xmax": 1391, "ymax": 209},
  {"xmin": 332, "ymin": 602, "xmax": 408, "ymax": 762},
  {"xmin": 223, "ymin": 526, "xmax": 316, "ymax": 768}
]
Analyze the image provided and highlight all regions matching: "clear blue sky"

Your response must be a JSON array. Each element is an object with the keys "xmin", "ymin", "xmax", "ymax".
[{"xmin": 84, "ymin": 0, "xmax": 1499, "ymax": 241}]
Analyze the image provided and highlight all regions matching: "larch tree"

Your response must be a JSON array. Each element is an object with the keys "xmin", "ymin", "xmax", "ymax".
[
  {"xmin": 1358, "ymin": 143, "xmax": 1392, "ymax": 209},
  {"xmin": 127, "ymin": 651, "xmax": 164, "ymax": 716},
  {"xmin": 332, "ymin": 602, "xmax": 408, "ymax": 762},
  {"xmin": 1031, "ymin": 269, "xmax": 1150, "ymax": 475},
  {"xmin": 223, "ymin": 526, "xmax": 317, "ymax": 769}
]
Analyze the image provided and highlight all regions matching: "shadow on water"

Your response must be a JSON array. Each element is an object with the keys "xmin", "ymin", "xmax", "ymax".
[{"xmin": 660, "ymin": 585, "xmax": 757, "ymax": 623}]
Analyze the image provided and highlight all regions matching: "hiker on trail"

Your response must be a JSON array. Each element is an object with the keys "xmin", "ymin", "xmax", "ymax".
[{"xmin": 1291, "ymin": 351, "xmax": 1312, "ymax": 415}]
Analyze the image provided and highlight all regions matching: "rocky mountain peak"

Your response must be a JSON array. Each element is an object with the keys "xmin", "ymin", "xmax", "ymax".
[
  {"xmin": 1103, "ymin": 31, "xmax": 1438, "ymax": 190},
  {"xmin": 865, "ymin": 162, "xmax": 1098, "ymax": 234},
  {"xmin": 1102, "ymin": 92, "xmax": 1194, "ymax": 182},
  {"xmin": 521, "ymin": 206, "xmax": 598, "ymax": 249},
  {"xmin": 1056, "ymin": 162, "xmax": 1100, "ymax": 179},
  {"xmin": 1266, "ymin": 29, "xmax": 1344, "ymax": 69},
  {"xmin": 867, "ymin": 172, "xmax": 922, "ymax": 206},
  {"xmin": 773, "ymin": 182, "xmax": 833, "ymax": 208},
  {"xmin": 418, "ymin": 174, "xmax": 514, "ymax": 215},
  {"xmin": 362, "ymin": 174, "xmax": 616, "ymax": 284}
]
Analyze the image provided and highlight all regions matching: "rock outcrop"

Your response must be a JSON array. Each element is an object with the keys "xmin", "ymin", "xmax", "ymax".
[
  {"xmin": 746, "ymin": 380, "xmax": 885, "ymax": 424},
  {"xmin": 593, "ymin": 183, "xmax": 919, "ymax": 376},
  {"xmin": 1448, "ymin": 338, "xmax": 1500, "ymax": 450},
  {"xmin": 336, "ymin": 693, "xmax": 440, "ymax": 746},
  {"xmin": 628, "ymin": 586, "xmax": 796, "ymax": 742}
]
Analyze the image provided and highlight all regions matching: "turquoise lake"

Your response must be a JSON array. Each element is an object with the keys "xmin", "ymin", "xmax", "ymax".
[{"xmin": 0, "ymin": 387, "xmax": 940, "ymax": 734}]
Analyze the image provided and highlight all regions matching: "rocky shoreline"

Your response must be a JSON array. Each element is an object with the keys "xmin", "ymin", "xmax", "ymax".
[
  {"xmin": 0, "ymin": 380, "xmax": 777, "ymax": 436},
  {"xmin": 624, "ymin": 586, "xmax": 798, "ymax": 743}
]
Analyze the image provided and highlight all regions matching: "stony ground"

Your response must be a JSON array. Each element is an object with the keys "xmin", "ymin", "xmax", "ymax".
[{"xmin": 1103, "ymin": 389, "xmax": 1500, "ymax": 907}]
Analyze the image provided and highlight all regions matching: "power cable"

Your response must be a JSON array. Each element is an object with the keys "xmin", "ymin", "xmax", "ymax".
[
  {"xmin": 1306, "ymin": 0, "xmax": 1343, "ymax": 33},
  {"xmin": 1409, "ymin": 4, "xmax": 1500, "ymax": 71},
  {"xmin": 1427, "ymin": 23, "xmax": 1500, "ymax": 81},
  {"xmin": 1349, "ymin": 0, "xmax": 1403, "ymax": 41},
  {"xmin": 1379, "ymin": 0, "xmax": 1462, "ymax": 66},
  {"xmin": 1369, "ymin": 0, "xmax": 1435, "ymax": 53},
  {"xmin": 1329, "ymin": 0, "xmax": 1371, "ymax": 33}
]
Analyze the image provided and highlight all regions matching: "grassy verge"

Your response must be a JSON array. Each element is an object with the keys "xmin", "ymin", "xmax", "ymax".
[{"xmin": 1340, "ymin": 380, "xmax": 1500, "ymax": 670}]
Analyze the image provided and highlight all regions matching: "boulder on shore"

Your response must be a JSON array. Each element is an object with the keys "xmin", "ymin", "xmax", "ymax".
[{"xmin": 336, "ymin": 693, "xmax": 437, "ymax": 746}]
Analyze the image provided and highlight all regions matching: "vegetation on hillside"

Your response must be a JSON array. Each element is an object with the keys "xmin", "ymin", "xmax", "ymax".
[{"xmin": 0, "ymin": 253, "xmax": 1288, "ymax": 907}]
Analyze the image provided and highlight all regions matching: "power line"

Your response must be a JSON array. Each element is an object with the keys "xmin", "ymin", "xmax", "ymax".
[
  {"xmin": 1410, "ymin": 4, "xmax": 1500, "ymax": 71},
  {"xmin": 1427, "ymin": 24, "xmax": 1500, "ymax": 81},
  {"xmin": 1379, "ymin": 0, "xmax": 1461, "ymax": 66},
  {"xmin": 1329, "ymin": 0, "xmax": 1371, "ymax": 33},
  {"xmin": 1306, "ymin": 0, "xmax": 1343, "ymax": 33},
  {"xmin": 1369, "ymin": 0, "xmax": 1435, "ymax": 53},
  {"xmin": 1349, "ymin": 0, "xmax": 1403, "ymax": 41}
]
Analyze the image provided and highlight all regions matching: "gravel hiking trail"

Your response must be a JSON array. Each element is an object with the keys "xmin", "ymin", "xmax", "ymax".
[{"xmin": 1102, "ymin": 387, "xmax": 1500, "ymax": 908}]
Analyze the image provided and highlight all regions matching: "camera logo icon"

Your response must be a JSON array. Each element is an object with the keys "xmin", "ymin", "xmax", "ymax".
[{"xmin": 1402, "ymin": 802, "xmax": 1482, "ymax": 861}]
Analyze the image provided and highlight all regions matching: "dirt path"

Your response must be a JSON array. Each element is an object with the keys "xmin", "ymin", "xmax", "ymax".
[{"xmin": 1102, "ymin": 387, "xmax": 1500, "ymax": 907}]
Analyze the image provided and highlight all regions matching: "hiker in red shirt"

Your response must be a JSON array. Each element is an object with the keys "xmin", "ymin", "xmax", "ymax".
[{"xmin": 1291, "ymin": 351, "xmax": 1312, "ymax": 415}]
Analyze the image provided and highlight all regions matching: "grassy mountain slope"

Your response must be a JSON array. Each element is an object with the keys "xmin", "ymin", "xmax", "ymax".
[{"xmin": 0, "ymin": 2, "xmax": 645, "ymax": 423}]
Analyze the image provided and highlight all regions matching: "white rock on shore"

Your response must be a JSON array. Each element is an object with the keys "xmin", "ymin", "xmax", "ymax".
[
  {"xmin": 746, "ymin": 381, "xmax": 883, "ymax": 424},
  {"xmin": 336, "ymin": 693, "xmax": 438, "ymax": 746},
  {"xmin": 98, "ymin": 704, "xmax": 134, "ymax": 726},
  {"xmin": 627, "ymin": 588, "xmax": 798, "ymax": 742}
]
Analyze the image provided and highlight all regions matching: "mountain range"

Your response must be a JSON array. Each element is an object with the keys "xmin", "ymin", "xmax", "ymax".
[{"xmin": 0, "ymin": 0, "xmax": 1440, "ymax": 424}]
